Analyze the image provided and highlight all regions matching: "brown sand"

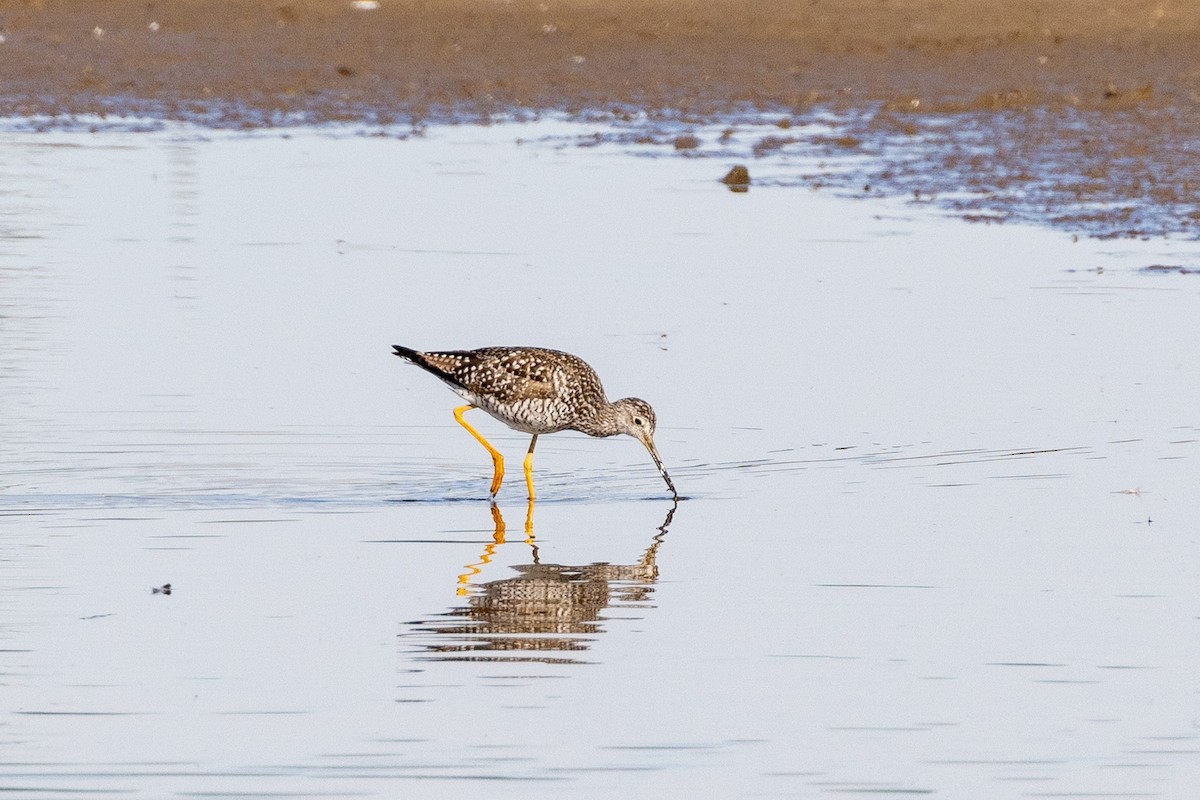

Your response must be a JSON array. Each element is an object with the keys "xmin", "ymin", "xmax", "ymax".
[{"xmin": 2, "ymin": 0, "xmax": 1198, "ymax": 235}]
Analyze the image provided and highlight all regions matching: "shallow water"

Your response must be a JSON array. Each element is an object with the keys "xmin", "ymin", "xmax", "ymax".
[{"xmin": 2, "ymin": 122, "xmax": 1199, "ymax": 798}]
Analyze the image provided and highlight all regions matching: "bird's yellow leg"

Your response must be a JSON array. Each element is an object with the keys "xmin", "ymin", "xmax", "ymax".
[
  {"xmin": 453, "ymin": 404, "xmax": 504, "ymax": 496},
  {"xmin": 523, "ymin": 434, "xmax": 538, "ymax": 501}
]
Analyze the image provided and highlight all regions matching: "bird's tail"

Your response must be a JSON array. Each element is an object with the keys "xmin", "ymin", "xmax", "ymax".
[{"xmin": 392, "ymin": 344, "xmax": 467, "ymax": 388}]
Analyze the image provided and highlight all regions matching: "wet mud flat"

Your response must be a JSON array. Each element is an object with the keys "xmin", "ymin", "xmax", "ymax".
[{"xmin": 2, "ymin": 0, "xmax": 1199, "ymax": 238}]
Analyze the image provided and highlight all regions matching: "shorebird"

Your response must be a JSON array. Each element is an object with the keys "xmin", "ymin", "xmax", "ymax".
[{"xmin": 392, "ymin": 345, "xmax": 677, "ymax": 500}]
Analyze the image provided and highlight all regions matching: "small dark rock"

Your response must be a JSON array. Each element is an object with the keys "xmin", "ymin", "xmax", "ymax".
[
  {"xmin": 720, "ymin": 165, "xmax": 750, "ymax": 192},
  {"xmin": 751, "ymin": 135, "xmax": 798, "ymax": 157},
  {"xmin": 673, "ymin": 134, "xmax": 700, "ymax": 150}
]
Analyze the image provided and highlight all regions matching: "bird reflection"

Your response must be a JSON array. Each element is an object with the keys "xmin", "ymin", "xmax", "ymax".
[{"xmin": 402, "ymin": 501, "xmax": 676, "ymax": 665}]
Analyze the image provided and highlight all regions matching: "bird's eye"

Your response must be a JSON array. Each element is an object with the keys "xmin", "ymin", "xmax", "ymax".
[{"xmin": 634, "ymin": 417, "xmax": 644, "ymax": 426}]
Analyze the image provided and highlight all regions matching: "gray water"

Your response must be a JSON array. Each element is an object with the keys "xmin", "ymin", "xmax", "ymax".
[{"xmin": 2, "ymin": 121, "xmax": 1199, "ymax": 798}]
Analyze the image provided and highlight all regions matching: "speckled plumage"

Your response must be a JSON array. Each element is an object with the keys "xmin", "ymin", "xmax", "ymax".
[
  {"xmin": 392, "ymin": 344, "xmax": 676, "ymax": 499},
  {"xmin": 400, "ymin": 347, "xmax": 608, "ymax": 435}
]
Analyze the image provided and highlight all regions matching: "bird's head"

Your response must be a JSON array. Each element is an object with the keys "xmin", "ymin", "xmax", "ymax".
[{"xmin": 612, "ymin": 397, "xmax": 677, "ymax": 498}]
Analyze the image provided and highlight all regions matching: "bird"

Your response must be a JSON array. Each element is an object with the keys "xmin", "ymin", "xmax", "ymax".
[{"xmin": 392, "ymin": 345, "xmax": 677, "ymax": 501}]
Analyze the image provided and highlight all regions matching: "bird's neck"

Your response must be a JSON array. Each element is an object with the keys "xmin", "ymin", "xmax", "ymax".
[{"xmin": 573, "ymin": 400, "xmax": 620, "ymax": 438}]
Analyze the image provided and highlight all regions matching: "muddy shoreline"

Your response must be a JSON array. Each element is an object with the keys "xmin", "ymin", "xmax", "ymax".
[{"xmin": 1, "ymin": 0, "xmax": 1198, "ymax": 237}]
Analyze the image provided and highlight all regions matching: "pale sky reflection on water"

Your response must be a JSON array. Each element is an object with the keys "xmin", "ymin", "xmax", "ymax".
[{"xmin": 1, "ymin": 122, "xmax": 1199, "ymax": 797}]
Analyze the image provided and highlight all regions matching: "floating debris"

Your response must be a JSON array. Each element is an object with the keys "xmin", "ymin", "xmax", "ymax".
[
  {"xmin": 152, "ymin": 583, "xmax": 172, "ymax": 595},
  {"xmin": 1140, "ymin": 264, "xmax": 1199, "ymax": 275}
]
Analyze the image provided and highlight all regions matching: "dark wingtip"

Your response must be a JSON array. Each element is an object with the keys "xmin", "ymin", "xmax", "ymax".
[{"xmin": 393, "ymin": 345, "xmax": 418, "ymax": 359}]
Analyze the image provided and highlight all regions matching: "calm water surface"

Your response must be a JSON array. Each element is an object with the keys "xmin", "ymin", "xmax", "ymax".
[{"xmin": 1, "ymin": 122, "xmax": 1199, "ymax": 798}]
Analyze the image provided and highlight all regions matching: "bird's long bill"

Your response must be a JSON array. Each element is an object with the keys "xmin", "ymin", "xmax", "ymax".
[{"xmin": 642, "ymin": 437, "xmax": 678, "ymax": 500}]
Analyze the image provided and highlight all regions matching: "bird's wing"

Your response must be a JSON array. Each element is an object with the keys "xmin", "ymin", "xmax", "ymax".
[{"xmin": 462, "ymin": 348, "xmax": 561, "ymax": 402}]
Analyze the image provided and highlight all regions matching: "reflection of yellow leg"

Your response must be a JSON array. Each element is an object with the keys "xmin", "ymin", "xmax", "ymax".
[
  {"xmin": 523, "ymin": 497, "xmax": 535, "ymax": 542},
  {"xmin": 489, "ymin": 502, "xmax": 507, "ymax": 543},
  {"xmin": 523, "ymin": 498, "xmax": 538, "ymax": 561},
  {"xmin": 456, "ymin": 504, "xmax": 506, "ymax": 596},
  {"xmin": 523, "ymin": 434, "xmax": 538, "ymax": 501},
  {"xmin": 454, "ymin": 404, "xmax": 504, "ymax": 496}
]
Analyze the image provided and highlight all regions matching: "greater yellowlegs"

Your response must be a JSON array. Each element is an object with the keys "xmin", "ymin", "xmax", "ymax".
[{"xmin": 392, "ymin": 345, "xmax": 677, "ymax": 500}]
